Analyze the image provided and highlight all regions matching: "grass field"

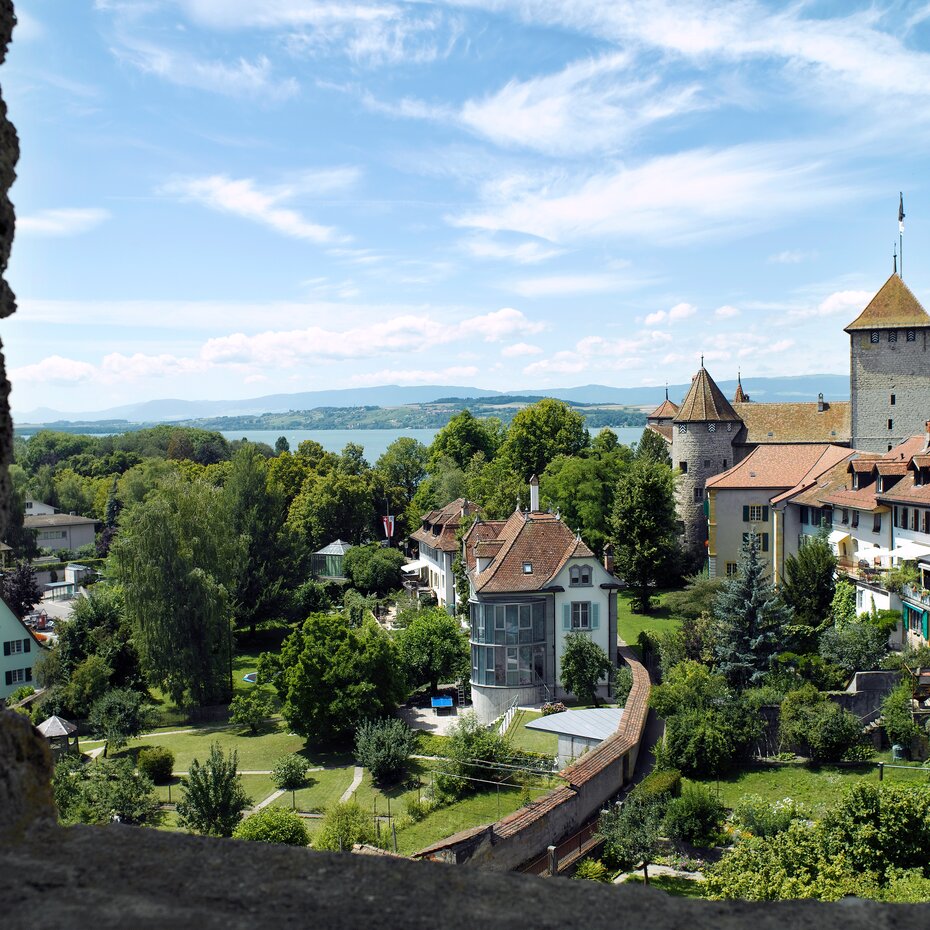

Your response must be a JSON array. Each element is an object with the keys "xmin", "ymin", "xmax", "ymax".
[
  {"xmin": 625, "ymin": 874, "xmax": 706, "ymax": 898},
  {"xmin": 616, "ymin": 590, "xmax": 683, "ymax": 651},
  {"xmin": 506, "ymin": 710, "xmax": 558, "ymax": 756},
  {"xmin": 270, "ymin": 767, "xmax": 355, "ymax": 813}
]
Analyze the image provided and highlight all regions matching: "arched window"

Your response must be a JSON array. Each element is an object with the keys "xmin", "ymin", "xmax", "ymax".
[{"xmin": 569, "ymin": 565, "xmax": 592, "ymax": 586}]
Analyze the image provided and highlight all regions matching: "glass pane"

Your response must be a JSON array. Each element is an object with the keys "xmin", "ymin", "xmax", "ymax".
[
  {"xmin": 534, "ymin": 645, "xmax": 545, "ymax": 680},
  {"xmin": 519, "ymin": 627, "xmax": 531, "ymax": 644},
  {"xmin": 520, "ymin": 605, "xmax": 531, "ymax": 628},
  {"xmin": 495, "ymin": 606, "xmax": 505, "ymax": 629},
  {"xmin": 495, "ymin": 626, "xmax": 505, "ymax": 645},
  {"xmin": 506, "ymin": 605, "xmax": 518, "ymax": 632}
]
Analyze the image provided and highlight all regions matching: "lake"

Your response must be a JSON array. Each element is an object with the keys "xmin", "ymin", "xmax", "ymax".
[{"xmin": 219, "ymin": 426, "xmax": 646, "ymax": 460}]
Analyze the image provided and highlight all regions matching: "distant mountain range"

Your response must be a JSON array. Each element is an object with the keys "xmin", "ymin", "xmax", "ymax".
[{"xmin": 16, "ymin": 374, "xmax": 850, "ymax": 426}]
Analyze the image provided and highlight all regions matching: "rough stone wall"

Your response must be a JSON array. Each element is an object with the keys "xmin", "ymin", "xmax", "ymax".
[
  {"xmin": 851, "ymin": 327, "xmax": 930, "ymax": 452},
  {"xmin": 0, "ymin": 1, "xmax": 17, "ymax": 545},
  {"xmin": 672, "ymin": 424, "xmax": 738, "ymax": 553}
]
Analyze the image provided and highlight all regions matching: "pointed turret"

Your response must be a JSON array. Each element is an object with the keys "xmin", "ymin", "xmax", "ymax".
[
  {"xmin": 674, "ymin": 364, "xmax": 742, "ymax": 423},
  {"xmin": 733, "ymin": 372, "xmax": 749, "ymax": 404},
  {"xmin": 844, "ymin": 274, "xmax": 930, "ymax": 332}
]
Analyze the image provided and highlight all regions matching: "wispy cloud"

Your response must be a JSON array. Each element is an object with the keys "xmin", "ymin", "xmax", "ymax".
[
  {"xmin": 462, "ymin": 237, "xmax": 565, "ymax": 265},
  {"xmin": 508, "ymin": 273, "xmax": 633, "ymax": 298},
  {"xmin": 18, "ymin": 208, "xmax": 110, "ymax": 237},
  {"xmin": 643, "ymin": 302, "xmax": 696, "ymax": 326},
  {"xmin": 787, "ymin": 289, "xmax": 873, "ymax": 320},
  {"xmin": 501, "ymin": 342, "xmax": 543, "ymax": 357},
  {"xmin": 161, "ymin": 174, "xmax": 349, "ymax": 244},
  {"xmin": 714, "ymin": 304, "xmax": 740, "ymax": 318},
  {"xmin": 768, "ymin": 250, "xmax": 813, "ymax": 264}
]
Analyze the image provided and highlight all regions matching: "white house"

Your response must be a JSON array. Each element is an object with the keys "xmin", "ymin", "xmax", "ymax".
[
  {"xmin": 409, "ymin": 498, "xmax": 478, "ymax": 613},
  {"xmin": 1, "ymin": 598, "xmax": 46, "ymax": 701}
]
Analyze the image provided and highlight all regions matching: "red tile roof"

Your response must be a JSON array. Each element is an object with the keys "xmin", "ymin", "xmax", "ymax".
[
  {"xmin": 845, "ymin": 274, "xmax": 930, "ymax": 331},
  {"xmin": 647, "ymin": 397, "xmax": 679, "ymax": 420},
  {"xmin": 410, "ymin": 497, "xmax": 479, "ymax": 553},
  {"xmin": 734, "ymin": 401, "xmax": 850, "ymax": 444},
  {"xmin": 706, "ymin": 443, "xmax": 845, "ymax": 492}
]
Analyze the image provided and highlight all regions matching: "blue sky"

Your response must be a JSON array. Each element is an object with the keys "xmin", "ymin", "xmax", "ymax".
[{"xmin": 5, "ymin": 0, "xmax": 930, "ymax": 416}]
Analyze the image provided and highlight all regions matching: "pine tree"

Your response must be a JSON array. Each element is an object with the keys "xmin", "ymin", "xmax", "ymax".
[{"xmin": 713, "ymin": 532, "xmax": 790, "ymax": 690}]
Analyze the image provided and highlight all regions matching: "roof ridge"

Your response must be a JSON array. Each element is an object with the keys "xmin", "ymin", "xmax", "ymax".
[{"xmin": 845, "ymin": 274, "xmax": 930, "ymax": 331}]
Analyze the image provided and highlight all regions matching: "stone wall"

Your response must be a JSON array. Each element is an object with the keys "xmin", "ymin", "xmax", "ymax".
[
  {"xmin": 414, "ymin": 642, "xmax": 651, "ymax": 872},
  {"xmin": 0, "ymin": 0, "xmax": 18, "ymax": 545}
]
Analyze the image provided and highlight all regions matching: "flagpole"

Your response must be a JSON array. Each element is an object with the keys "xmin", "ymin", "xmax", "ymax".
[{"xmin": 899, "ymin": 192, "xmax": 905, "ymax": 279}]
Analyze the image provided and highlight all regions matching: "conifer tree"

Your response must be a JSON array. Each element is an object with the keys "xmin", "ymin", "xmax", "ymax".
[{"xmin": 713, "ymin": 532, "xmax": 790, "ymax": 690}]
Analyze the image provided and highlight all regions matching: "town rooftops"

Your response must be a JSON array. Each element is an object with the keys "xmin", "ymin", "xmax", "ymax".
[
  {"xmin": 734, "ymin": 401, "xmax": 850, "ymax": 444},
  {"xmin": 23, "ymin": 513, "xmax": 98, "ymax": 527},
  {"xmin": 706, "ymin": 443, "xmax": 848, "ymax": 493},
  {"xmin": 524, "ymin": 707, "xmax": 624, "ymax": 741},
  {"xmin": 410, "ymin": 497, "xmax": 479, "ymax": 554},
  {"xmin": 844, "ymin": 274, "xmax": 930, "ymax": 332},
  {"xmin": 673, "ymin": 365, "xmax": 741, "ymax": 423}
]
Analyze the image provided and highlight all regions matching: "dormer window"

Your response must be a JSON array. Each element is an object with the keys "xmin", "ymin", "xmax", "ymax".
[
  {"xmin": 877, "ymin": 475, "xmax": 884, "ymax": 492},
  {"xmin": 569, "ymin": 565, "xmax": 592, "ymax": 586},
  {"xmin": 522, "ymin": 562, "xmax": 533, "ymax": 574},
  {"xmin": 851, "ymin": 473, "xmax": 858, "ymax": 490}
]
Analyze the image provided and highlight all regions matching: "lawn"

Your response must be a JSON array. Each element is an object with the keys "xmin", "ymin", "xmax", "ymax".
[
  {"xmin": 153, "ymin": 773, "xmax": 277, "ymax": 806},
  {"xmin": 271, "ymin": 766, "xmax": 355, "ymax": 813},
  {"xmin": 352, "ymin": 761, "xmax": 436, "ymax": 818},
  {"xmin": 624, "ymin": 874, "xmax": 706, "ymax": 898},
  {"xmin": 616, "ymin": 590, "xmax": 683, "ymax": 651},
  {"xmin": 506, "ymin": 710, "xmax": 558, "ymax": 757}
]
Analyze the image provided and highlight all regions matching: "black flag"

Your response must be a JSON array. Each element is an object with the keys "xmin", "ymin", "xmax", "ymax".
[{"xmin": 899, "ymin": 192, "xmax": 905, "ymax": 233}]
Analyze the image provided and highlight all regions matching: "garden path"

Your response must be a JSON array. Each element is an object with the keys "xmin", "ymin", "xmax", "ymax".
[{"xmin": 340, "ymin": 766, "xmax": 364, "ymax": 802}]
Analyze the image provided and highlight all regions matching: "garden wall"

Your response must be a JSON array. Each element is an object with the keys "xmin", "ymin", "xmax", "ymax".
[{"xmin": 413, "ymin": 643, "xmax": 651, "ymax": 872}]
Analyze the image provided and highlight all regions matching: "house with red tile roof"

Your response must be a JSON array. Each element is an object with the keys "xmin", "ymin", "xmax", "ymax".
[{"xmin": 463, "ymin": 480, "xmax": 623, "ymax": 724}]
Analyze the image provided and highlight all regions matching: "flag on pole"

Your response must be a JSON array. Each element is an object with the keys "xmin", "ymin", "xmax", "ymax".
[
  {"xmin": 382, "ymin": 514, "xmax": 395, "ymax": 539},
  {"xmin": 899, "ymin": 192, "xmax": 905, "ymax": 234}
]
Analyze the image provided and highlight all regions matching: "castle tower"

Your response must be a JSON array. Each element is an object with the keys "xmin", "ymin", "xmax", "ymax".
[
  {"xmin": 847, "ymin": 274, "xmax": 930, "ymax": 452},
  {"xmin": 733, "ymin": 372, "xmax": 749, "ymax": 403},
  {"xmin": 672, "ymin": 364, "xmax": 743, "ymax": 555}
]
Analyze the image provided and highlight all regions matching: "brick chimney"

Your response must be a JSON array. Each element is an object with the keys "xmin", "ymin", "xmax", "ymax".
[
  {"xmin": 603, "ymin": 542, "xmax": 615, "ymax": 575},
  {"xmin": 817, "ymin": 392, "xmax": 825, "ymax": 412},
  {"xmin": 529, "ymin": 475, "xmax": 539, "ymax": 512}
]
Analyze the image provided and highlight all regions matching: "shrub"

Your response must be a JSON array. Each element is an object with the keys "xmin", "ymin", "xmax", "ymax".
[
  {"xmin": 6, "ymin": 684, "xmax": 35, "ymax": 707},
  {"xmin": 630, "ymin": 769, "xmax": 682, "ymax": 808},
  {"xmin": 229, "ymin": 688, "xmax": 276, "ymax": 734},
  {"xmin": 233, "ymin": 807, "xmax": 310, "ymax": 847},
  {"xmin": 573, "ymin": 858, "xmax": 612, "ymax": 882},
  {"xmin": 882, "ymin": 681, "xmax": 920, "ymax": 756},
  {"xmin": 404, "ymin": 796, "xmax": 432, "ymax": 822},
  {"xmin": 434, "ymin": 712, "xmax": 513, "ymax": 800},
  {"xmin": 137, "ymin": 746, "xmax": 175, "ymax": 784},
  {"xmin": 732, "ymin": 795, "xmax": 805, "ymax": 838},
  {"xmin": 541, "ymin": 702, "xmax": 566, "ymax": 716},
  {"xmin": 819, "ymin": 622, "xmax": 889, "ymax": 675},
  {"xmin": 780, "ymin": 684, "xmax": 870, "ymax": 762},
  {"xmin": 271, "ymin": 754, "xmax": 310, "ymax": 806},
  {"xmin": 315, "ymin": 801, "xmax": 381, "ymax": 851},
  {"xmin": 354, "ymin": 717, "xmax": 416, "ymax": 785},
  {"xmin": 614, "ymin": 664, "xmax": 634, "ymax": 706},
  {"xmin": 664, "ymin": 784, "xmax": 725, "ymax": 846}
]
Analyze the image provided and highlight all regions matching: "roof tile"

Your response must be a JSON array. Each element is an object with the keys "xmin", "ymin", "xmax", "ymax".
[{"xmin": 845, "ymin": 274, "xmax": 930, "ymax": 331}]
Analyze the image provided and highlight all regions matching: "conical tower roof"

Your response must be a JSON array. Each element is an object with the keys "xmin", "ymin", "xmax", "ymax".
[
  {"xmin": 648, "ymin": 397, "xmax": 679, "ymax": 419},
  {"xmin": 733, "ymin": 373, "xmax": 749, "ymax": 403},
  {"xmin": 674, "ymin": 365, "xmax": 742, "ymax": 423},
  {"xmin": 845, "ymin": 274, "xmax": 930, "ymax": 332}
]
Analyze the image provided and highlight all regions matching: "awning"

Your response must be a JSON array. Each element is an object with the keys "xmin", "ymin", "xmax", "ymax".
[
  {"xmin": 857, "ymin": 543, "xmax": 892, "ymax": 559},
  {"xmin": 890, "ymin": 541, "xmax": 930, "ymax": 562},
  {"xmin": 401, "ymin": 559, "xmax": 427, "ymax": 573},
  {"xmin": 828, "ymin": 530, "xmax": 850, "ymax": 545}
]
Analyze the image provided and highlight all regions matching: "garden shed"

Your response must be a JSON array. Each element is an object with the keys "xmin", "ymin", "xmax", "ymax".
[
  {"xmin": 311, "ymin": 539, "xmax": 352, "ymax": 581},
  {"xmin": 525, "ymin": 707, "xmax": 623, "ymax": 767}
]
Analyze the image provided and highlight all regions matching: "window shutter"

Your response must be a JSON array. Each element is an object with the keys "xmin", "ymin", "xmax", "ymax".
[
  {"xmin": 24, "ymin": 639, "xmax": 30, "ymax": 653},
  {"xmin": 25, "ymin": 669, "xmax": 32, "ymax": 682},
  {"xmin": 591, "ymin": 603, "xmax": 600, "ymax": 630},
  {"xmin": 562, "ymin": 604, "xmax": 571, "ymax": 631},
  {"xmin": 742, "ymin": 505, "xmax": 749, "ymax": 522},
  {"xmin": 4, "ymin": 671, "xmax": 11, "ymax": 686},
  {"xmin": 2, "ymin": 641, "xmax": 9, "ymax": 656},
  {"xmin": 923, "ymin": 611, "xmax": 929, "ymax": 642},
  {"xmin": 761, "ymin": 506, "xmax": 769, "ymax": 522},
  {"xmin": 762, "ymin": 533, "xmax": 770, "ymax": 552}
]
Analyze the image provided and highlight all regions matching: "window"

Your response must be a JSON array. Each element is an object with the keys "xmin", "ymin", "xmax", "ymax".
[
  {"xmin": 857, "ymin": 589, "xmax": 863, "ymax": 609},
  {"xmin": 891, "ymin": 394, "xmax": 896, "ymax": 405},
  {"xmin": 748, "ymin": 505, "xmax": 765, "ymax": 522},
  {"xmin": 678, "ymin": 424, "xmax": 688, "ymax": 434},
  {"xmin": 3, "ymin": 639, "xmax": 24, "ymax": 656},
  {"xmin": 522, "ymin": 562, "xmax": 533, "ymax": 574},
  {"xmin": 878, "ymin": 476, "xmax": 885, "ymax": 492},
  {"xmin": 924, "ymin": 511, "xmax": 930, "ymax": 535},
  {"xmin": 742, "ymin": 532, "xmax": 770, "ymax": 552},
  {"xmin": 799, "ymin": 505, "xmax": 810, "ymax": 525},
  {"xmin": 873, "ymin": 513, "xmax": 882, "ymax": 532},
  {"xmin": 851, "ymin": 473, "xmax": 859, "ymax": 490},
  {"xmin": 903, "ymin": 507, "xmax": 910, "ymax": 530},
  {"xmin": 679, "ymin": 461, "xmax": 688, "ymax": 473},
  {"xmin": 722, "ymin": 459, "xmax": 727, "ymax": 468},
  {"xmin": 693, "ymin": 487, "xmax": 703, "ymax": 502},
  {"xmin": 889, "ymin": 419, "xmax": 894, "ymax": 430},
  {"xmin": 569, "ymin": 565, "xmax": 591, "ymax": 587},
  {"xmin": 841, "ymin": 509, "xmax": 849, "ymax": 524},
  {"xmin": 888, "ymin": 330, "xmax": 897, "ymax": 342},
  {"xmin": 870, "ymin": 331, "xmax": 880, "ymax": 343},
  {"xmin": 907, "ymin": 329, "xmax": 916, "ymax": 342},
  {"xmin": 707, "ymin": 423, "xmax": 716, "ymax": 433},
  {"xmin": 703, "ymin": 459, "xmax": 711, "ymax": 468},
  {"xmin": 914, "ymin": 509, "xmax": 921, "ymax": 531},
  {"xmin": 4, "ymin": 668, "xmax": 31, "ymax": 687},
  {"xmin": 25, "ymin": 501, "xmax": 32, "ymax": 509},
  {"xmin": 725, "ymin": 562, "xmax": 739, "ymax": 577},
  {"xmin": 852, "ymin": 510, "xmax": 859, "ymax": 528},
  {"xmin": 571, "ymin": 602, "xmax": 590, "ymax": 630}
]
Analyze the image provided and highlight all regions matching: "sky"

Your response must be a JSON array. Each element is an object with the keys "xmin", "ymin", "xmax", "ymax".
[{"xmin": 5, "ymin": 0, "xmax": 930, "ymax": 416}]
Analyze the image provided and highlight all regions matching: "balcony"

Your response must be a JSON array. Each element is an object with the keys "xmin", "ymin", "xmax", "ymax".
[
  {"xmin": 901, "ymin": 582, "xmax": 930, "ymax": 608},
  {"xmin": 836, "ymin": 557, "xmax": 889, "ymax": 586}
]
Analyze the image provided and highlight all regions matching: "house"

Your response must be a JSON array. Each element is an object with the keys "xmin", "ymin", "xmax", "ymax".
[
  {"xmin": 1, "ymin": 597, "xmax": 46, "ymax": 701},
  {"xmin": 24, "ymin": 512, "xmax": 98, "ymax": 552},
  {"xmin": 524, "ymin": 707, "xmax": 624, "ymax": 767},
  {"xmin": 463, "ymin": 481, "xmax": 622, "ymax": 725},
  {"xmin": 409, "ymin": 498, "xmax": 479, "ymax": 613},
  {"xmin": 705, "ymin": 443, "xmax": 853, "ymax": 580},
  {"xmin": 24, "ymin": 498, "xmax": 56, "ymax": 516}
]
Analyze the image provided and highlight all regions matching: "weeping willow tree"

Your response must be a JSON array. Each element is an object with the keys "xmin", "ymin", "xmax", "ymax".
[{"xmin": 112, "ymin": 477, "xmax": 242, "ymax": 706}]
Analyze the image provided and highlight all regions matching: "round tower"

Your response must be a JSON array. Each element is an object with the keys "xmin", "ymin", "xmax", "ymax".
[{"xmin": 671, "ymin": 364, "xmax": 743, "ymax": 558}]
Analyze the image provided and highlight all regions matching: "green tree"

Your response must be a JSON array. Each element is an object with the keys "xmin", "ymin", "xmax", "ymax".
[
  {"xmin": 223, "ymin": 444, "xmax": 288, "ymax": 635},
  {"xmin": 354, "ymin": 717, "xmax": 416, "ymax": 784},
  {"xmin": 376, "ymin": 437, "xmax": 429, "ymax": 512},
  {"xmin": 176, "ymin": 744, "xmax": 251, "ymax": 837},
  {"xmin": 271, "ymin": 753, "xmax": 311, "ymax": 808},
  {"xmin": 500, "ymin": 399, "xmax": 589, "ymax": 481},
  {"xmin": 436, "ymin": 711, "xmax": 514, "ymax": 800},
  {"xmin": 315, "ymin": 801, "xmax": 381, "ymax": 851},
  {"xmin": 560, "ymin": 631, "xmax": 612, "ymax": 706},
  {"xmin": 87, "ymin": 688, "xmax": 155, "ymax": 755},
  {"xmin": 781, "ymin": 534, "xmax": 837, "ymax": 640},
  {"xmin": 61, "ymin": 654, "xmax": 112, "ymax": 718},
  {"xmin": 819, "ymin": 621, "xmax": 888, "ymax": 674},
  {"xmin": 881, "ymin": 681, "xmax": 920, "ymax": 755},
  {"xmin": 831, "ymin": 579, "xmax": 857, "ymax": 626},
  {"xmin": 274, "ymin": 435, "xmax": 290, "ymax": 454},
  {"xmin": 398, "ymin": 607, "xmax": 469, "ymax": 694},
  {"xmin": 634, "ymin": 428, "xmax": 672, "ymax": 466},
  {"xmin": 112, "ymin": 478, "xmax": 241, "ymax": 706},
  {"xmin": 53, "ymin": 756, "xmax": 160, "ymax": 826},
  {"xmin": 779, "ymin": 684, "xmax": 868, "ymax": 762},
  {"xmin": 343, "ymin": 544, "xmax": 406, "ymax": 595},
  {"xmin": 611, "ymin": 461, "xmax": 678, "ymax": 612},
  {"xmin": 269, "ymin": 613, "xmax": 406, "ymax": 743},
  {"xmin": 234, "ymin": 806, "xmax": 310, "ymax": 846},
  {"xmin": 287, "ymin": 471, "xmax": 374, "ymax": 558},
  {"xmin": 464, "ymin": 454, "xmax": 524, "ymax": 520},
  {"xmin": 229, "ymin": 688, "xmax": 276, "ymax": 734},
  {"xmin": 428, "ymin": 409, "xmax": 500, "ymax": 470},
  {"xmin": 599, "ymin": 795, "xmax": 663, "ymax": 885},
  {"xmin": 713, "ymin": 532, "xmax": 790, "ymax": 690},
  {"xmin": 0, "ymin": 562, "xmax": 41, "ymax": 619},
  {"xmin": 663, "ymin": 572, "xmax": 725, "ymax": 621}
]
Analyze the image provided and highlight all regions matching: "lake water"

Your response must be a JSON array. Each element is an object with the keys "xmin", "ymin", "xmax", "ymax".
[{"xmin": 220, "ymin": 425, "xmax": 646, "ymax": 460}]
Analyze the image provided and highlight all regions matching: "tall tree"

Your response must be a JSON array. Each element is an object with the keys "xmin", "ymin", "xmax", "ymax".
[
  {"xmin": 612, "ymin": 461, "xmax": 678, "ymax": 612},
  {"xmin": 713, "ymin": 532, "xmax": 791, "ymax": 690},
  {"xmin": 176, "ymin": 744, "xmax": 251, "ymax": 837},
  {"xmin": 500, "ymin": 398, "xmax": 589, "ymax": 480},
  {"xmin": 599, "ymin": 795, "xmax": 664, "ymax": 885},
  {"xmin": 112, "ymin": 477, "xmax": 241, "ymax": 706},
  {"xmin": 375, "ymin": 436, "xmax": 429, "ymax": 517},
  {"xmin": 0, "ymin": 562, "xmax": 41, "ymax": 618},
  {"xmin": 223, "ymin": 444, "xmax": 287, "ymax": 635},
  {"xmin": 287, "ymin": 471, "xmax": 374, "ymax": 559},
  {"xmin": 398, "ymin": 607, "xmax": 469, "ymax": 693},
  {"xmin": 634, "ymin": 428, "xmax": 672, "ymax": 466},
  {"xmin": 560, "ymin": 631, "xmax": 612, "ymax": 705},
  {"xmin": 781, "ymin": 533, "xmax": 837, "ymax": 640},
  {"xmin": 428, "ymin": 409, "xmax": 499, "ymax": 470}
]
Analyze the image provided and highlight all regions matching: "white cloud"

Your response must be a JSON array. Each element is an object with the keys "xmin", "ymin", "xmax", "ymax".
[
  {"xmin": 501, "ymin": 342, "xmax": 543, "ymax": 357},
  {"xmin": 462, "ymin": 238, "xmax": 565, "ymax": 265},
  {"xmin": 715, "ymin": 304, "xmax": 740, "ymax": 318},
  {"xmin": 508, "ymin": 273, "xmax": 631, "ymax": 298},
  {"xmin": 768, "ymin": 250, "xmax": 812, "ymax": 264},
  {"xmin": 161, "ymin": 174, "xmax": 347, "ymax": 244},
  {"xmin": 17, "ymin": 208, "xmax": 110, "ymax": 237},
  {"xmin": 457, "ymin": 307, "xmax": 545, "ymax": 342},
  {"xmin": 11, "ymin": 356, "xmax": 98, "ymax": 384},
  {"xmin": 788, "ymin": 289, "xmax": 873, "ymax": 320},
  {"xmin": 644, "ymin": 302, "xmax": 697, "ymax": 325}
]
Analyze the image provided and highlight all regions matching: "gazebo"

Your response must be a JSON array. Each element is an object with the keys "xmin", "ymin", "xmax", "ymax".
[
  {"xmin": 311, "ymin": 539, "xmax": 352, "ymax": 581},
  {"xmin": 37, "ymin": 715, "xmax": 80, "ymax": 759}
]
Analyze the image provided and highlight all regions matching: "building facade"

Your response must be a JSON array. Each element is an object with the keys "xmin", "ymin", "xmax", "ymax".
[
  {"xmin": 1, "ymin": 599, "xmax": 45, "ymax": 701},
  {"xmin": 409, "ymin": 498, "xmax": 478, "ymax": 613}
]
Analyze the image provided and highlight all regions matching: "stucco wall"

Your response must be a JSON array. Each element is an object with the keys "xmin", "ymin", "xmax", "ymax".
[{"xmin": 709, "ymin": 489, "xmax": 777, "ymax": 578}]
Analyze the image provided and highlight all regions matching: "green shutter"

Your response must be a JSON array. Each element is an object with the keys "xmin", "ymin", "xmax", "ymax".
[
  {"xmin": 762, "ymin": 506, "xmax": 769, "ymax": 522},
  {"xmin": 703, "ymin": 497, "xmax": 709, "ymax": 517},
  {"xmin": 562, "ymin": 604, "xmax": 571, "ymax": 631},
  {"xmin": 742, "ymin": 505, "xmax": 750, "ymax": 522},
  {"xmin": 923, "ymin": 611, "xmax": 929, "ymax": 641},
  {"xmin": 591, "ymin": 603, "xmax": 600, "ymax": 630},
  {"xmin": 762, "ymin": 533, "xmax": 770, "ymax": 552},
  {"xmin": 23, "ymin": 639, "xmax": 30, "ymax": 653}
]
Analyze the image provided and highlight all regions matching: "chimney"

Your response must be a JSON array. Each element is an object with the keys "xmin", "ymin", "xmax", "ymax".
[
  {"xmin": 817, "ymin": 392, "xmax": 825, "ymax": 412},
  {"xmin": 529, "ymin": 475, "xmax": 539, "ymax": 512},
  {"xmin": 603, "ymin": 542, "xmax": 615, "ymax": 575}
]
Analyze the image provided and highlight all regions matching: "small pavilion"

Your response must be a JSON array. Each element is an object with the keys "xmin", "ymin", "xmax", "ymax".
[
  {"xmin": 37, "ymin": 715, "xmax": 80, "ymax": 759},
  {"xmin": 311, "ymin": 539, "xmax": 352, "ymax": 581},
  {"xmin": 525, "ymin": 707, "xmax": 624, "ymax": 767}
]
